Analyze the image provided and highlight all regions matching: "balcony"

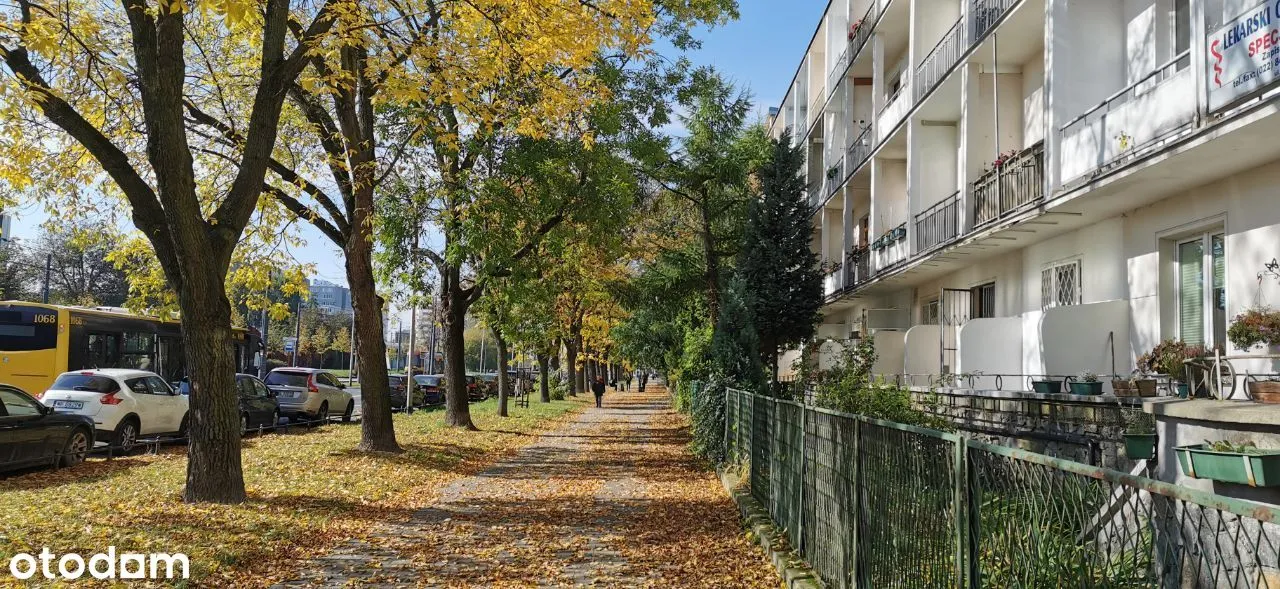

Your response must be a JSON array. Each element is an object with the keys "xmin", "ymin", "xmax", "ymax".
[
  {"xmin": 848, "ymin": 2, "xmax": 878, "ymax": 67},
  {"xmin": 825, "ymin": 155, "xmax": 845, "ymax": 198},
  {"xmin": 972, "ymin": 141, "xmax": 1044, "ymax": 228},
  {"xmin": 808, "ymin": 86, "xmax": 827, "ymax": 130},
  {"xmin": 824, "ymin": 262, "xmax": 845, "ymax": 299},
  {"xmin": 1058, "ymin": 52, "xmax": 1195, "ymax": 184},
  {"xmin": 806, "ymin": 177, "xmax": 823, "ymax": 208},
  {"xmin": 878, "ymin": 82, "xmax": 912, "ymax": 141},
  {"xmin": 915, "ymin": 18, "xmax": 964, "ymax": 101},
  {"xmin": 828, "ymin": 47, "xmax": 849, "ymax": 95},
  {"xmin": 848, "ymin": 246, "xmax": 872, "ymax": 287},
  {"xmin": 846, "ymin": 123, "xmax": 874, "ymax": 178},
  {"xmin": 969, "ymin": 0, "xmax": 1019, "ymax": 43},
  {"xmin": 914, "ymin": 191, "xmax": 961, "ymax": 254},
  {"xmin": 872, "ymin": 222, "xmax": 909, "ymax": 270}
]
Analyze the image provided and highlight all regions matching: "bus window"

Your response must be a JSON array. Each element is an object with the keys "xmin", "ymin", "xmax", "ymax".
[
  {"xmin": 0, "ymin": 308, "xmax": 59, "ymax": 352},
  {"xmin": 86, "ymin": 333, "xmax": 120, "ymax": 368},
  {"xmin": 157, "ymin": 337, "xmax": 184, "ymax": 382},
  {"xmin": 121, "ymin": 332, "xmax": 156, "ymax": 370}
]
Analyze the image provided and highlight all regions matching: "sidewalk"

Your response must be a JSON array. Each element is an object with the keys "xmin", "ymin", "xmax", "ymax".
[{"xmin": 277, "ymin": 387, "xmax": 777, "ymax": 587}]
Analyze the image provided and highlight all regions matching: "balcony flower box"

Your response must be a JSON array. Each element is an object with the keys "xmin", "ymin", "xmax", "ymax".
[
  {"xmin": 1124, "ymin": 434, "xmax": 1158, "ymax": 460},
  {"xmin": 1175, "ymin": 443, "xmax": 1280, "ymax": 487},
  {"xmin": 847, "ymin": 19, "xmax": 863, "ymax": 41},
  {"xmin": 1069, "ymin": 381, "xmax": 1103, "ymax": 395},
  {"xmin": 1248, "ymin": 380, "xmax": 1280, "ymax": 404},
  {"xmin": 1030, "ymin": 379, "xmax": 1060, "ymax": 395},
  {"xmin": 1112, "ymin": 378, "xmax": 1157, "ymax": 397}
]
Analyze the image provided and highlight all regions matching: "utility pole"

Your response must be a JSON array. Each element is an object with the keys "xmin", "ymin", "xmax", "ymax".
[
  {"xmin": 259, "ymin": 304, "xmax": 270, "ymax": 379},
  {"xmin": 41, "ymin": 253, "xmax": 51, "ymax": 303},
  {"xmin": 291, "ymin": 296, "xmax": 302, "ymax": 366},
  {"xmin": 406, "ymin": 232, "xmax": 419, "ymax": 413},
  {"xmin": 396, "ymin": 319, "xmax": 403, "ymax": 371},
  {"xmin": 428, "ymin": 297, "xmax": 438, "ymax": 374}
]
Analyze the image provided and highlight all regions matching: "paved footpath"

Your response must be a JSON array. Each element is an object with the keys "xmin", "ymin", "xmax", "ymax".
[{"xmin": 278, "ymin": 387, "xmax": 778, "ymax": 587}]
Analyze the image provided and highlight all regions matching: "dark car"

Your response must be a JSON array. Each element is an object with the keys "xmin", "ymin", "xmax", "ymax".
[
  {"xmin": 473, "ymin": 373, "xmax": 498, "ymax": 397},
  {"xmin": 412, "ymin": 374, "xmax": 445, "ymax": 405},
  {"xmin": 1, "ymin": 384, "xmax": 94, "ymax": 473},
  {"xmin": 437, "ymin": 375, "xmax": 483, "ymax": 402},
  {"xmin": 235, "ymin": 374, "xmax": 280, "ymax": 432}
]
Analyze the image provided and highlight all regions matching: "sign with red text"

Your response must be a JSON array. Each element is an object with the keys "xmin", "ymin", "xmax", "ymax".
[{"xmin": 1208, "ymin": 0, "xmax": 1280, "ymax": 111}]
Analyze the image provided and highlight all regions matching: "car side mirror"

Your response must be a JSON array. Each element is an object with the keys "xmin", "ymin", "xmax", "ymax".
[{"xmin": 336, "ymin": 383, "xmax": 346, "ymax": 390}]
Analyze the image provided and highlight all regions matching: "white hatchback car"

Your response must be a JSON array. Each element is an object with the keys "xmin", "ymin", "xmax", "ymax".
[{"xmin": 40, "ymin": 369, "xmax": 188, "ymax": 453}]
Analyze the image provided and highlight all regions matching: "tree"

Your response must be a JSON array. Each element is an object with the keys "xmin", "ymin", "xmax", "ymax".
[
  {"xmin": 0, "ymin": 241, "xmax": 36, "ymax": 300},
  {"xmin": 0, "ymin": 0, "xmax": 338, "ymax": 502},
  {"xmin": 31, "ymin": 223, "xmax": 130, "ymax": 307},
  {"xmin": 739, "ymin": 129, "xmax": 822, "ymax": 379}
]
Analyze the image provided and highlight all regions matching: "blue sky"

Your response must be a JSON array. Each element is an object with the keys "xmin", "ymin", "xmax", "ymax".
[{"xmin": 13, "ymin": 0, "xmax": 827, "ymax": 298}]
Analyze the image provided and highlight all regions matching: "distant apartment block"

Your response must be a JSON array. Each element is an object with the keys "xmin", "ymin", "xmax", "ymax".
[{"xmin": 309, "ymin": 279, "xmax": 352, "ymax": 313}]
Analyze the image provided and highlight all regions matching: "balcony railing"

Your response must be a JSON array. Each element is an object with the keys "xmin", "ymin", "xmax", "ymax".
[
  {"xmin": 828, "ymin": 47, "xmax": 849, "ymax": 95},
  {"xmin": 848, "ymin": 2, "xmax": 879, "ymax": 67},
  {"xmin": 914, "ymin": 191, "xmax": 962, "ymax": 253},
  {"xmin": 848, "ymin": 246, "xmax": 872, "ymax": 287},
  {"xmin": 808, "ymin": 87, "xmax": 826, "ymax": 128},
  {"xmin": 825, "ymin": 155, "xmax": 845, "ymax": 198},
  {"xmin": 972, "ymin": 141, "xmax": 1044, "ymax": 228},
  {"xmin": 969, "ymin": 0, "xmax": 1018, "ymax": 43},
  {"xmin": 846, "ymin": 123, "xmax": 874, "ymax": 178},
  {"xmin": 824, "ymin": 262, "xmax": 845, "ymax": 298},
  {"xmin": 915, "ymin": 18, "xmax": 965, "ymax": 101},
  {"xmin": 1058, "ymin": 51, "xmax": 1194, "ymax": 183},
  {"xmin": 872, "ymin": 222, "xmax": 909, "ymax": 270},
  {"xmin": 806, "ymin": 177, "xmax": 823, "ymax": 208}
]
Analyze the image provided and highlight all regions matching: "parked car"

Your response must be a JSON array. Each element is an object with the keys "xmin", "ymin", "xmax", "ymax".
[
  {"xmin": 264, "ymin": 367, "xmax": 354, "ymax": 424},
  {"xmin": 234, "ymin": 374, "xmax": 280, "ymax": 432},
  {"xmin": 412, "ymin": 374, "xmax": 444, "ymax": 405},
  {"xmin": 438, "ymin": 375, "xmax": 483, "ymax": 402},
  {"xmin": 473, "ymin": 373, "xmax": 498, "ymax": 397},
  {"xmin": 40, "ymin": 369, "xmax": 188, "ymax": 453},
  {"xmin": 0, "ymin": 384, "xmax": 94, "ymax": 472},
  {"xmin": 387, "ymin": 375, "xmax": 429, "ymax": 409}
]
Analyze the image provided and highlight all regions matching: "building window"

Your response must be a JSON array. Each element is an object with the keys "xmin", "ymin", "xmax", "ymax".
[
  {"xmin": 1041, "ymin": 261, "xmax": 1081, "ymax": 310},
  {"xmin": 920, "ymin": 298, "xmax": 939, "ymax": 325},
  {"xmin": 970, "ymin": 282, "xmax": 995, "ymax": 319},
  {"xmin": 1174, "ymin": 0, "xmax": 1190, "ymax": 58},
  {"xmin": 1178, "ymin": 233, "xmax": 1225, "ymax": 348}
]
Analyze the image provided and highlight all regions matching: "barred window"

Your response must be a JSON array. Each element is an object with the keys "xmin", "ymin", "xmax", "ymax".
[{"xmin": 1041, "ymin": 261, "xmax": 1081, "ymax": 310}]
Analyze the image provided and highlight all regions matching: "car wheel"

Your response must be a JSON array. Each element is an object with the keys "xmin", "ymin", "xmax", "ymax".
[
  {"xmin": 313, "ymin": 402, "xmax": 329, "ymax": 427},
  {"xmin": 269, "ymin": 410, "xmax": 280, "ymax": 431},
  {"xmin": 115, "ymin": 419, "xmax": 139, "ymax": 454},
  {"xmin": 342, "ymin": 400, "xmax": 354, "ymax": 423},
  {"xmin": 61, "ymin": 428, "xmax": 90, "ymax": 467}
]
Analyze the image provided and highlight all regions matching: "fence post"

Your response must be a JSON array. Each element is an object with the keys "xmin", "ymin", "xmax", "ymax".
[
  {"xmin": 850, "ymin": 416, "xmax": 862, "ymax": 589},
  {"xmin": 723, "ymin": 386, "xmax": 731, "ymax": 462},
  {"xmin": 965, "ymin": 439, "xmax": 981, "ymax": 588},
  {"xmin": 797, "ymin": 402, "xmax": 808, "ymax": 555},
  {"xmin": 953, "ymin": 436, "xmax": 967, "ymax": 589}
]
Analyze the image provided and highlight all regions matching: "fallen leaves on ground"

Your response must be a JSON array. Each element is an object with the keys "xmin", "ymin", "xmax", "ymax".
[{"xmin": 0, "ymin": 397, "xmax": 587, "ymax": 587}]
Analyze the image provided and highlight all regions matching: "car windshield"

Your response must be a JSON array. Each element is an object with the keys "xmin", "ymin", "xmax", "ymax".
[
  {"xmin": 50, "ymin": 374, "xmax": 119, "ymax": 394},
  {"xmin": 265, "ymin": 371, "xmax": 309, "ymax": 387}
]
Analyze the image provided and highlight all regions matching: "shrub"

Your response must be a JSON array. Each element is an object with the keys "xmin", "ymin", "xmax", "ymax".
[
  {"xmin": 813, "ymin": 337, "xmax": 951, "ymax": 430},
  {"xmin": 1137, "ymin": 339, "xmax": 1207, "ymax": 381}
]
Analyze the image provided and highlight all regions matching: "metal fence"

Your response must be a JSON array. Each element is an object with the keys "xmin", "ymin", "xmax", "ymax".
[
  {"xmin": 971, "ymin": 141, "xmax": 1045, "ymax": 228},
  {"xmin": 723, "ymin": 387, "xmax": 1280, "ymax": 589}
]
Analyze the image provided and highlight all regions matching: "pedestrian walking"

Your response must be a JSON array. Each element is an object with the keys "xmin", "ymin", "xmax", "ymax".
[
  {"xmin": 637, "ymin": 370, "xmax": 647, "ymax": 393},
  {"xmin": 592, "ymin": 376, "xmax": 606, "ymax": 408},
  {"xmin": 624, "ymin": 372, "xmax": 632, "ymax": 391}
]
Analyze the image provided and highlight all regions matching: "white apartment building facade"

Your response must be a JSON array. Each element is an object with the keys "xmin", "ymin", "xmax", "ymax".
[{"xmin": 772, "ymin": 0, "xmax": 1280, "ymax": 393}]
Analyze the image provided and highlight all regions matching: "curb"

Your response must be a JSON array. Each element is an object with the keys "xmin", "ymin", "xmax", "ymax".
[{"xmin": 717, "ymin": 468, "xmax": 822, "ymax": 589}]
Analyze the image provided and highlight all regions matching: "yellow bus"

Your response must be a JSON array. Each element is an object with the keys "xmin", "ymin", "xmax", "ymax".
[{"xmin": 0, "ymin": 301, "xmax": 261, "ymax": 395}]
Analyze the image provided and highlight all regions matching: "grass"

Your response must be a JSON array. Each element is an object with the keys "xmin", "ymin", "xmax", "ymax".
[{"xmin": 0, "ymin": 396, "xmax": 588, "ymax": 587}]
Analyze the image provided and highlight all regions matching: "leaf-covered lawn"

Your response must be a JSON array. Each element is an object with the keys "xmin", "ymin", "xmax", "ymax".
[{"xmin": 0, "ymin": 397, "xmax": 587, "ymax": 587}]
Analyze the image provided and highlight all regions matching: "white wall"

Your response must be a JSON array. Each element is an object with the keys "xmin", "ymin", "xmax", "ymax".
[
  {"xmin": 958, "ymin": 318, "xmax": 1024, "ymax": 389},
  {"xmin": 1038, "ymin": 300, "xmax": 1131, "ymax": 382},
  {"xmin": 904, "ymin": 324, "xmax": 942, "ymax": 375},
  {"xmin": 972, "ymin": 72, "xmax": 1025, "ymax": 165},
  {"xmin": 912, "ymin": 122, "xmax": 960, "ymax": 213},
  {"xmin": 870, "ymin": 158, "xmax": 909, "ymax": 238},
  {"xmin": 873, "ymin": 330, "xmax": 908, "ymax": 376},
  {"xmin": 1021, "ymin": 48, "xmax": 1047, "ymax": 147}
]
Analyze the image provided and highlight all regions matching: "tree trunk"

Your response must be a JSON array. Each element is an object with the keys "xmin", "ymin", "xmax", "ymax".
[
  {"xmin": 177, "ymin": 273, "xmax": 245, "ymax": 504},
  {"xmin": 566, "ymin": 336, "xmax": 581, "ymax": 397},
  {"xmin": 537, "ymin": 354, "xmax": 551, "ymax": 403},
  {"xmin": 494, "ymin": 326, "xmax": 510, "ymax": 417},
  {"xmin": 442, "ymin": 272, "xmax": 476, "ymax": 429},
  {"xmin": 699, "ymin": 201, "xmax": 721, "ymax": 320},
  {"xmin": 346, "ymin": 224, "xmax": 401, "ymax": 453}
]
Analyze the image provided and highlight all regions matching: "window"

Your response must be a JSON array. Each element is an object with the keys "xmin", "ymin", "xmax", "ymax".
[
  {"xmin": 125, "ymin": 378, "xmax": 151, "ymax": 395},
  {"xmin": 1178, "ymin": 233, "xmax": 1226, "ymax": 348},
  {"xmin": 265, "ymin": 371, "xmax": 308, "ymax": 387},
  {"xmin": 50, "ymin": 374, "xmax": 119, "ymax": 394},
  {"xmin": 121, "ymin": 332, "xmax": 156, "ymax": 370},
  {"xmin": 1174, "ymin": 0, "xmax": 1190, "ymax": 58},
  {"xmin": 144, "ymin": 376, "xmax": 173, "ymax": 396},
  {"xmin": 920, "ymin": 299, "xmax": 940, "ymax": 325},
  {"xmin": 0, "ymin": 388, "xmax": 41, "ymax": 417},
  {"xmin": 87, "ymin": 333, "xmax": 121, "ymax": 368},
  {"xmin": 970, "ymin": 282, "xmax": 996, "ymax": 319},
  {"xmin": 253, "ymin": 380, "xmax": 272, "ymax": 398},
  {"xmin": 1041, "ymin": 261, "xmax": 1082, "ymax": 310}
]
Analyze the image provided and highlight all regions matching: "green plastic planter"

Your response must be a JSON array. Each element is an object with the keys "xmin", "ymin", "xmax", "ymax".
[
  {"xmin": 1069, "ymin": 381, "xmax": 1103, "ymax": 395},
  {"xmin": 1031, "ymin": 380, "xmax": 1060, "ymax": 394},
  {"xmin": 1175, "ymin": 382, "xmax": 1190, "ymax": 398},
  {"xmin": 1175, "ymin": 444, "xmax": 1280, "ymax": 487},
  {"xmin": 1124, "ymin": 434, "xmax": 1157, "ymax": 460}
]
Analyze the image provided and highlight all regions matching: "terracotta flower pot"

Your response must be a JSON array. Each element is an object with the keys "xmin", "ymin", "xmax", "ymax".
[{"xmin": 1248, "ymin": 380, "xmax": 1280, "ymax": 404}]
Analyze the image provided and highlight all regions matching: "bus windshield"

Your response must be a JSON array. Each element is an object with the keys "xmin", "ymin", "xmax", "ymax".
[{"xmin": 0, "ymin": 307, "xmax": 59, "ymax": 352}]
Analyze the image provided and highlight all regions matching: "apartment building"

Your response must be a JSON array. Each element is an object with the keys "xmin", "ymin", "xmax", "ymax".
[{"xmin": 772, "ymin": 0, "xmax": 1280, "ymax": 393}]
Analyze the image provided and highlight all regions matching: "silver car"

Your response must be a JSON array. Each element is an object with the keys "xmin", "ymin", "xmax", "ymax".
[{"xmin": 263, "ymin": 368, "xmax": 354, "ymax": 424}]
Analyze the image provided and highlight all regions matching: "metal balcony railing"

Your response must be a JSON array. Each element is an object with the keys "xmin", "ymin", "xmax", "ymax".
[
  {"xmin": 806, "ymin": 177, "xmax": 823, "ymax": 208},
  {"xmin": 848, "ymin": 2, "xmax": 879, "ymax": 67},
  {"xmin": 915, "ymin": 18, "xmax": 965, "ymax": 101},
  {"xmin": 969, "ymin": 0, "xmax": 1018, "ymax": 43},
  {"xmin": 914, "ymin": 191, "xmax": 961, "ymax": 253},
  {"xmin": 828, "ymin": 47, "xmax": 850, "ymax": 95},
  {"xmin": 808, "ymin": 87, "xmax": 827, "ymax": 128},
  {"xmin": 972, "ymin": 141, "xmax": 1044, "ymax": 228},
  {"xmin": 848, "ymin": 246, "xmax": 872, "ymax": 286},
  {"xmin": 881, "ymin": 82, "xmax": 908, "ymax": 115},
  {"xmin": 846, "ymin": 123, "xmax": 874, "ymax": 178},
  {"xmin": 825, "ymin": 155, "xmax": 846, "ymax": 198},
  {"xmin": 824, "ymin": 262, "xmax": 846, "ymax": 299}
]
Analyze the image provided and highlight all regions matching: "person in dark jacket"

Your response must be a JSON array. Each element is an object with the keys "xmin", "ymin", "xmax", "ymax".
[
  {"xmin": 591, "ymin": 376, "xmax": 606, "ymax": 408},
  {"xmin": 637, "ymin": 371, "xmax": 648, "ymax": 392}
]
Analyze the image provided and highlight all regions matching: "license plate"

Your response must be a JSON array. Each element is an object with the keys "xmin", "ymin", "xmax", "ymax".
[{"xmin": 52, "ymin": 400, "xmax": 84, "ymax": 410}]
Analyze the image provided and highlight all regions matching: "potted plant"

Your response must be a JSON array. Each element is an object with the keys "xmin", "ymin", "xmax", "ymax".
[
  {"xmin": 827, "ymin": 165, "xmax": 841, "ymax": 180},
  {"xmin": 1113, "ymin": 370, "xmax": 1158, "ymax": 397},
  {"xmin": 1138, "ymin": 340, "xmax": 1196, "ymax": 398},
  {"xmin": 1176, "ymin": 440, "xmax": 1280, "ymax": 487},
  {"xmin": 1069, "ymin": 370, "xmax": 1103, "ymax": 395},
  {"xmin": 1122, "ymin": 409, "xmax": 1157, "ymax": 460},
  {"xmin": 1030, "ymin": 377, "xmax": 1060, "ymax": 395},
  {"xmin": 848, "ymin": 18, "xmax": 864, "ymax": 41},
  {"xmin": 1227, "ymin": 306, "xmax": 1280, "ymax": 403}
]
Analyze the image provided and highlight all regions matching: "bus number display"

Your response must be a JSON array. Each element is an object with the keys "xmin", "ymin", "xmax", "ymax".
[{"xmin": 32, "ymin": 314, "xmax": 58, "ymax": 325}]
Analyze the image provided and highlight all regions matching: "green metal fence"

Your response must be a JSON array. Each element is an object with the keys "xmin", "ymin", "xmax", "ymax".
[{"xmin": 723, "ymin": 387, "xmax": 1280, "ymax": 589}]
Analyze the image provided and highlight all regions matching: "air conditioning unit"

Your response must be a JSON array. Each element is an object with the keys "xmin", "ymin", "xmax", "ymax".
[{"xmin": 865, "ymin": 308, "xmax": 908, "ymax": 331}]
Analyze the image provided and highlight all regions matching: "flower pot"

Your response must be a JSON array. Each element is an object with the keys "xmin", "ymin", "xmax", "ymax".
[
  {"xmin": 1175, "ymin": 382, "xmax": 1190, "ymax": 398},
  {"xmin": 1175, "ymin": 444, "xmax": 1280, "ymax": 487},
  {"xmin": 1124, "ymin": 434, "xmax": 1157, "ymax": 460},
  {"xmin": 1069, "ymin": 381, "xmax": 1103, "ymax": 395},
  {"xmin": 1113, "ymin": 379, "xmax": 1158, "ymax": 397},
  {"xmin": 1031, "ymin": 380, "xmax": 1060, "ymax": 395},
  {"xmin": 1247, "ymin": 380, "xmax": 1280, "ymax": 404}
]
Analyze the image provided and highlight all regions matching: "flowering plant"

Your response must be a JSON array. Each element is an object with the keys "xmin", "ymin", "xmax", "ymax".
[
  {"xmin": 990, "ymin": 149, "xmax": 1019, "ymax": 169},
  {"xmin": 848, "ymin": 18, "xmax": 864, "ymax": 40},
  {"xmin": 1227, "ymin": 307, "xmax": 1280, "ymax": 351}
]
